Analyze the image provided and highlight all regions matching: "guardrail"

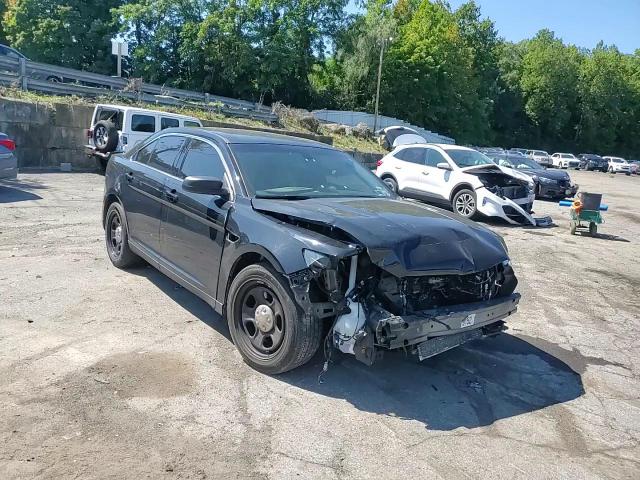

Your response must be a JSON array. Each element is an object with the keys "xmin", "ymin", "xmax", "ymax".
[{"xmin": 0, "ymin": 57, "xmax": 277, "ymax": 123}]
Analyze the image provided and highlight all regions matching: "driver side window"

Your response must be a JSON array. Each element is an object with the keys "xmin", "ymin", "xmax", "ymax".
[{"xmin": 425, "ymin": 148, "xmax": 447, "ymax": 167}]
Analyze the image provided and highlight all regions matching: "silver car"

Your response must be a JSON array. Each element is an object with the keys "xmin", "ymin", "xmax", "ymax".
[{"xmin": 0, "ymin": 132, "xmax": 17, "ymax": 179}]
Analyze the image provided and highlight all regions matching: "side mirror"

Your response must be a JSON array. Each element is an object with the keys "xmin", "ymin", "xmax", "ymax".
[
  {"xmin": 183, "ymin": 176, "xmax": 229, "ymax": 197},
  {"xmin": 436, "ymin": 162, "xmax": 452, "ymax": 171}
]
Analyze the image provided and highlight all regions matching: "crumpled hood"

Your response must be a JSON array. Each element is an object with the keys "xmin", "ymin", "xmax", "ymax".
[{"xmin": 252, "ymin": 197, "xmax": 509, "ymax": 276}]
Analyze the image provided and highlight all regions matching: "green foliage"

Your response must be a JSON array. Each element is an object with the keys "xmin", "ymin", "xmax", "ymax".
[
  {"xmin": 1, "ymin": 0, "xmax": 639, "ymax": 156},
  {"xmin": 4, "ymin": 0, "xmax": 122, "ymax": 74}
]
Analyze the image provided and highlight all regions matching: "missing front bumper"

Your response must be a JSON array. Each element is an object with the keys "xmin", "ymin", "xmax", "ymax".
[{"xmin": 369, "ymin": 293, "xmax": 520, "ymax": 351}]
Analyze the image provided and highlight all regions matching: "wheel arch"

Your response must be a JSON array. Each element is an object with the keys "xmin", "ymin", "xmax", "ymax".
[
  {"xmin": 220, "ymin": 246, "xmax": 287, "ymax": 308},
  {"xmin": 449, "ymin": 182, "xmax": 476, "ymax": 202},
  {"xmin": 102, "ymin": 192, "xmax": 122, "ymax": 228}
]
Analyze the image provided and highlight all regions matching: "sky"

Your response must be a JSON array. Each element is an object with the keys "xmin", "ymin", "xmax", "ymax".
[{"xmin": 348, "ymin": 0, "xmax": 640, "ymax": 54}]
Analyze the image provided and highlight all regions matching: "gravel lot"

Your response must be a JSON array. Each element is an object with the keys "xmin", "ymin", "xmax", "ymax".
[{"xmin": 1, "ymin": 170, "xmax": 639, "ymax": 479}]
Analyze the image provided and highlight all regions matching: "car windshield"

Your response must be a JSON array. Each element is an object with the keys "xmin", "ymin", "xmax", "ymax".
[
  {"xmin": 502, "ymin": 157, "xmax": 543, "ymax": 170},
  {"xmin": 445, "ymin": 149, "xmax": 494, "ymax": 168},
  {"xmin": 230, "ymin": 143, "xmax": 393, "ymax": 199}
]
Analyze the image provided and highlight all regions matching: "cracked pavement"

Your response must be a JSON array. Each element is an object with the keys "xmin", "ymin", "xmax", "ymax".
[{"xmin": 0, "ymin": 171, "xmax": 639, "ymax": 479}]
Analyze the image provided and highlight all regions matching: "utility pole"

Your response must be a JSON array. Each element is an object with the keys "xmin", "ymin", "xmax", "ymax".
[
  {"xmin": 373, "ymin": 37, "xmax": 391, "ymax": 134},
  {"xmin": 117, "ymin": 42, "xmax": 122, "ymax": 78}
]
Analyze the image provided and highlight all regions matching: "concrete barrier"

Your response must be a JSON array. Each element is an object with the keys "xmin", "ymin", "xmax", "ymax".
[
  {"xmin": 0, "ymin": 98, "xmax": 336, "ymax": 171},
  {"xmin": 0, "ymin": 99, "xmax": 96, "ymax": 170}
]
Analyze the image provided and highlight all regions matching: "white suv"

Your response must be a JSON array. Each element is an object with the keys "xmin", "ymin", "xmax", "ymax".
[
  {"xmin": 551, "ymin": 153, "xmax": 580, "ymax": 169},
  {"xmin": 603, "ymin": 156, "xmax": 631, "ymax": 175},
  {"xmin": 376, "ymin": 144, "xmax": 537, "ymax": 225},
  {"xmin": 85, "ymin": 104, "xmax": 202, "ymax": 170}
]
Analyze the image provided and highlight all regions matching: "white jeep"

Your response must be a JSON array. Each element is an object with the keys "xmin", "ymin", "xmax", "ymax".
[{"xmin": 85, "ymin": 104, "xmax": 202, "ymax": 170}]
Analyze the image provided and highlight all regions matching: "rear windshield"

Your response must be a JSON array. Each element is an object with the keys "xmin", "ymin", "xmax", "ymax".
[
  {"xmin": 184, "ymin": 120, "xmax": 201, "ymax": 127},
  {"xmin": 95, "ymin": 109, "xmax": 123, "ymax": 130}
]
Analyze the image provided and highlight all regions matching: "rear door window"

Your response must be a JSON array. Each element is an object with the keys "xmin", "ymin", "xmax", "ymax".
[
  {"xmin": 394, "ymin": 148, "xmax": 425, "ymax": 165},
  {"xmin": 161, "ymin": 117, "xmax": 180, "ymax": 130},
  {"xmin": 131, "ymin": 114, "xmax": 156, "ymax": 133},
  {"xmin": 148, "ymin": 136, "xmax": 186, "ymax": 175}
]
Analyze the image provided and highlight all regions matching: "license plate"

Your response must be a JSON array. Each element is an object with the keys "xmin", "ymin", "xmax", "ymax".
[{"xmin": 461, "ymin": 314, "xmax": 476, "ymax": 328}]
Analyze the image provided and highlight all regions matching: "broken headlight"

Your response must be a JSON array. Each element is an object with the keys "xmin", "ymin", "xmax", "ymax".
[
  {"xmin": 303, "ymin": 249, "xmax": 331, "ymax": 271},
  {"xmin": 538, "ymin": 177, "xmax": 557, "ymax": 185}
]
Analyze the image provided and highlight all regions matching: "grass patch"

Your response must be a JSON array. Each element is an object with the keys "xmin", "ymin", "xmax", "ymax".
[{"xmin": 0, "ymin": 87, "xmax": 384, "ymax": 153}]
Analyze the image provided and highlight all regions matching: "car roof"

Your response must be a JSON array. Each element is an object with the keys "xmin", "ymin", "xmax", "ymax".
[
  {"xmin": 95, "ymin": 104, "xmax": 199, "ymax": 120},
  {"xmin": 164, "ymin": 127, "xmax": 334, "ymax": 148}
]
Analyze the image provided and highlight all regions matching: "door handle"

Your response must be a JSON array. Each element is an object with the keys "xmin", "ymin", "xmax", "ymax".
[
  {"xmin": 165, "ymin": 189, "xmax": 178, "ymax": 203},
  {"xmin": 422, "ymin": 171, "xmax": 430, "ymax": 175},
  {"xmin": 394, "ymin": 166, "xmax": 401, "ymax": 170}
]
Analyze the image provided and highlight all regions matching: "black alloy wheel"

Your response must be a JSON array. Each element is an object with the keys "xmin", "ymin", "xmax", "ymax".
[{"xmin": 236, "ymin": 284, "xmax": 286, "ymax": 356}]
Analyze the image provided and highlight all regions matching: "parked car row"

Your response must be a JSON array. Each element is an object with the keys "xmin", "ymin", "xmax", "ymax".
[{"xmin": 478, "ymin": 145, "xmax": 638, "ymax": 176}]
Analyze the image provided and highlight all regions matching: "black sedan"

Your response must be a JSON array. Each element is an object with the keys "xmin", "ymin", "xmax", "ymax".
[
  {"xmin": 490, "ymin": 154, "xmax": 578, "ymax": 199},
  {"xmin": 103, "ymin": 128, "xmax": 519, "ymax": 374},
  {"xmin": 578, "ymin": 154, "xmax": 608, "ymax": 172}
]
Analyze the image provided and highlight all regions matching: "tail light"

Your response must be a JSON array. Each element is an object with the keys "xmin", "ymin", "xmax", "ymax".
[
  {"xmin": 376, "ymin": 159, "xmax": 383, "ymax": 167},
  {"xmin": 0, "ymin": 138, "xmax": 16, "ymax": 151}
]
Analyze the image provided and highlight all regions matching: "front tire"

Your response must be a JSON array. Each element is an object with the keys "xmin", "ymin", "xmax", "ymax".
[
  {"xmin": 452, "ymin": 189, "xmax": 478, "ymax": 219},
  {"xmin": 105, "ymin": 202, "xmax": 143, "ymax": 269},
  {"xmin": 226, "ymin": 263, "xmax": 322, "ymax": 374}
]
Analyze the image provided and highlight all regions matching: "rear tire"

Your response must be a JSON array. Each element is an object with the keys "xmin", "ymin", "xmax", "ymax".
[
  {"xmin": 93, "ymin": 121, "xmax": 119, "ymax": 153},
  {"xmin": 105, "ymin": 202, "xmax": 143, "ymax": 269},
  {"xmin": 226, "ymin": 263, "xmax": 323, "ymax": 374},
  {"xmin": 382, "ymin": 176, "xmax": 398, "ymax": 194},
  {"xmin": 452, "ymin": 189, "xmax": 478, "ymax": 219}
]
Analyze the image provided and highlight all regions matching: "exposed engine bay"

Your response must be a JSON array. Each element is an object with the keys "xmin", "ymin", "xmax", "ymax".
[
  {"xmin": 280, "ymin": 221, "xmax": 519, "ymax": 365},
  {"xmin": 467, "ymin": 168, "xmax": 532, "ymax": 202}
]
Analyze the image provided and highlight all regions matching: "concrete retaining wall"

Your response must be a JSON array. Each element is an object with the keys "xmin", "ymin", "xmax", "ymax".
[
  {"xmin": 0, "ymin": 99, "xmax": 96, "ymax": 170},
  {"xmin": 0, "ymin": 98, "xmax": 378, "ymax": 171}
]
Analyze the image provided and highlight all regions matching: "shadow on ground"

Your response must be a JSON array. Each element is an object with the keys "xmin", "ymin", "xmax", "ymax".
[
  {"xmin": 0, "ymin": 181, "xmax": 44, "ymax": 203},
  {"xmin": 132, "ymin": 263, "xmax": 585, "ymax": 431}
]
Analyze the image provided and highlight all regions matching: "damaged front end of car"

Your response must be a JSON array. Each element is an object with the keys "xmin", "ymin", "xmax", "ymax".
[
  {"xmin": 289, "ymin": 251, "xmax": 518, "ymax": 365},
  {"xmin": 278, "ymin": 235, "xmax": 519, "ymax": 366},
  {"xmin": 465, "ymin": 166, "xmax": 539, "ymax": 226}
]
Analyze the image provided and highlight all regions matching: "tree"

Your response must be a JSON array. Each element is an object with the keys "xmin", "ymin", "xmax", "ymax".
[
  {"xmin": 519, "ymin": 30, "xmax": 581, "ymax": 149},
  {"xmin": 4, "ymin": 0, "xmax": 122, "ymax": 74},
  {"xmin": 0, "ymin": 0, "xmax": 7, "ymax": 43},
  {"xmin": 576, "ymin": 43, "xmax": 631, "ymax": 153},
  {"xmin": 382, "ymin": 0, "xmax": 486, "ymax": 144}
]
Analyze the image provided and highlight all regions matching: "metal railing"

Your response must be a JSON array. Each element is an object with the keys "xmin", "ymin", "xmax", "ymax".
[
  {"xmin": 0, "ymin": 57, "xmax": 277, "ymax": 123},
  {"xmin": 312, "ymin": 109, "xmax": 455, "ymax": 144}
]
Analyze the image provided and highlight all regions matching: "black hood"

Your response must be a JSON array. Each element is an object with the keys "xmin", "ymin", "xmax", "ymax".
[
  {"xmin": 520, "ymin": 168, "xmax": 569, "ymax": 181},
  {"xmin": 252, "ymin": 197, "xmax": 509, "ymax": 277}
]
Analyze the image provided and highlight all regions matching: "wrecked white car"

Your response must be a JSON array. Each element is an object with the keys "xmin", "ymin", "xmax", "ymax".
[{"xmin": 376, "ymin": 144, "xmax": 540, "ymax": 226}]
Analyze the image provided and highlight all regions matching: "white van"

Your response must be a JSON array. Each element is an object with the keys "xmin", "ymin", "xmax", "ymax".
[{"xmin": 85, "ymin": 104, "xmax": 202, "ymax": 170}]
